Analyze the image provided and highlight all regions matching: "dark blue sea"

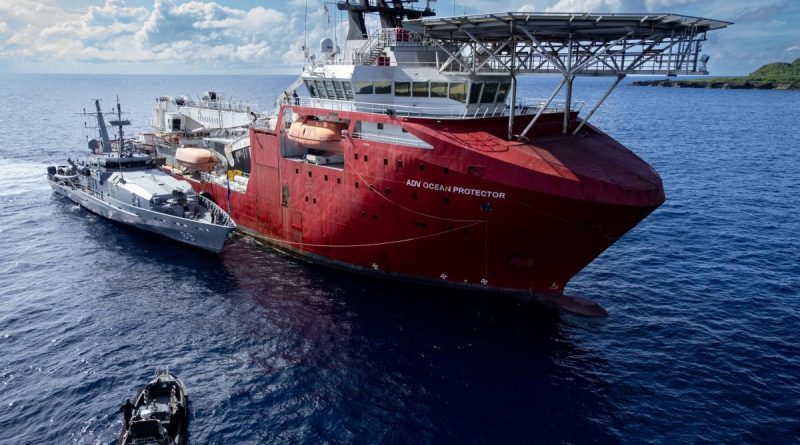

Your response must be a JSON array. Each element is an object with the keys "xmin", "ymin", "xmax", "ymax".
[{"xmin": 0, "ymin": 73, "xmax": 798, "ymax": 444}]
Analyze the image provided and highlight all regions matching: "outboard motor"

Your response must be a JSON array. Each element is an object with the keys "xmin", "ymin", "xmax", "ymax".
[{"xmin": 47, "ymin": 166, "xmax": 57, "ymax": 176}]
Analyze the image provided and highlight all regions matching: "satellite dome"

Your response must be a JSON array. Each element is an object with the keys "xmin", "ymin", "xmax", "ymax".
[{"xmin": 320, "ymin": 38, "xmax": 334, "ymax": 54}]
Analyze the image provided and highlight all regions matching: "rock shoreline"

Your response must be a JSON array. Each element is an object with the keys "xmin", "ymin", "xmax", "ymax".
[{"xmin": 632, "ymin": 79, "xmax": 800, "ymax": 90}]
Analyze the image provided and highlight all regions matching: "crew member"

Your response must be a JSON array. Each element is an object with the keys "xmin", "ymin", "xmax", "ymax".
[
  {"xmin": 119, "ymin": 399, "xmax": 135, "ymax": 426},
  {"xmin": 173, "ymin": 402, "xmax": 186, "ymax": 428}
]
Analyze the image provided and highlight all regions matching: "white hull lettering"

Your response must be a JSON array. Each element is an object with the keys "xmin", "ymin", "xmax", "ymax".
[{"xmin": 406, "ymin": 180, "xmax": 506, "ymax": 199}]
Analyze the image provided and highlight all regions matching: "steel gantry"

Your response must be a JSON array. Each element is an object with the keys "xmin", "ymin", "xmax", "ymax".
[{"xmin": 404, "ymin": 12, "xmax": 731, "ymax": 139}]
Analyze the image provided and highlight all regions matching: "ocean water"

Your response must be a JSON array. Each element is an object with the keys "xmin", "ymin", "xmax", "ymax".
[{"xmin": 0, "ymin": 73, "xmax": 798, "ymax": 444}]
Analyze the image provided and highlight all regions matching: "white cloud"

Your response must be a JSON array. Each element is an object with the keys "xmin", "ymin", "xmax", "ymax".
[
  {"xmin": 545, "ymin": 0, "xmax": 646, "ymax": 12},
  {"xmin": 644, "ymin": 0, "xmax": 696, "ymax": 10},
  {"xmin": 0, "ymin": 0, "xmax": 796, "ymax": 75},
  {"xmin": 0, "ymin": 0, "xmax": 305, "ymax": 71}
]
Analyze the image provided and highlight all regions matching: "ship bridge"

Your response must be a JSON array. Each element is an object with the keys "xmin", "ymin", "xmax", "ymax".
[{"xmin": 295, "ymin": 4, "xmax": 730, "ymax": 140}]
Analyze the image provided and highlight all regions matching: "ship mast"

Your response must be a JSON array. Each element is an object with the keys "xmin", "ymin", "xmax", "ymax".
[
  {"xmin": 94, "ymin": 99, "xmax": 112, "ymax": 153},
  {"xmin": 108, "ymin": 95, "xmax": 132, "ymax": 156}
]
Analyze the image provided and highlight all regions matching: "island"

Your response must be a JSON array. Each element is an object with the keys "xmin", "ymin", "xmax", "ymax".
[{"xmin": 632, "ymin": 59, "xmax": 800, "ymax": 90}]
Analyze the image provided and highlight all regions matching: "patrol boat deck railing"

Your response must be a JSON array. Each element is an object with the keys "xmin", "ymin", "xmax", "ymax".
[{"xmin": 197, "ymin": 194, "xmax": 236, "ymax": 228}]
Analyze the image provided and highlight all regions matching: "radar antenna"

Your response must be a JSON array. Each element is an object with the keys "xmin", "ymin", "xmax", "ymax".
[{"xmin": 78, "ymin": 97, "xmax": 131, "ymax": 154}]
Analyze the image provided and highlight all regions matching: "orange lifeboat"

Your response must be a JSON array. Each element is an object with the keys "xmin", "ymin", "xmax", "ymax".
[
  {"xmin": 287, "ymin": 117, "xmax": 346, "ymax": 152},
  {"xmin": 175, "ymin": 147, "xmax": 217, "ymax": 172}
]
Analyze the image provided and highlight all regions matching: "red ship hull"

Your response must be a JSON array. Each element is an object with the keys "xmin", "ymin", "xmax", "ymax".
[{"xmin": 189, "ymin": 106, "xmax": 664, "ymax": 311}]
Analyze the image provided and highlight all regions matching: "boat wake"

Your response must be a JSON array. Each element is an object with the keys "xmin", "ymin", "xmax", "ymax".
[{"xmin": 0, "ymin": 158, "xmax": 51, "ymax": 199}]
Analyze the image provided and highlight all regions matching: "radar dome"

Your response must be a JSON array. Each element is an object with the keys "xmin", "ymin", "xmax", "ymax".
[
  {"xmin": 88, "ymin": 138, "xmax": 100, "ymax": 152},
  {"xmin": 320, "ymin": 38, "xmax": 334, "ymax": 54}
]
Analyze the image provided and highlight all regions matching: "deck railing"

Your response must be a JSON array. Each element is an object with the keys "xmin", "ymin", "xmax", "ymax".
[
  {"xmin": 292, "ymin": 96, "xmax": 582, "ymax": 120},
  {"xmin": 197, "ymin": 194, "xmax": 236, "ymax": 228},
  {"xmin": 350, "ymin": 131, "xmax": 432, "ymax": 149}
]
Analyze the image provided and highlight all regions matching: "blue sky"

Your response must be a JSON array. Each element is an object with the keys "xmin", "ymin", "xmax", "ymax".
[{"xmin": 0, "ymin": 0, "xmax": 797, "ymax": 75}]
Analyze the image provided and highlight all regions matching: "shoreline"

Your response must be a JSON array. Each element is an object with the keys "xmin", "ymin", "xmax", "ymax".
[{"xmin": 632, "ymin": 78, "xmax": 800, "ymax": 90}]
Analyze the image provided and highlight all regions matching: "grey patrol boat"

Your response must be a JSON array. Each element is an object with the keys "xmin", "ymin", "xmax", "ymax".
[{"xmin": 47, "ymin": 99, "xmax": 236, "ymax": 253}]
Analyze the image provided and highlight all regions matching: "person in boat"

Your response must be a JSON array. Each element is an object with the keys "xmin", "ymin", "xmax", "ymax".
[
  {"xmin": 292, "ymin": 90, "xmax": 299, "ymax": 105},
  {"xmin": 119, "ymin": 399, "xmax": 135, "ymax": 426},
  {"xmin": 173, "ymin": 402, "xmax": 186, "ymax": 428}
]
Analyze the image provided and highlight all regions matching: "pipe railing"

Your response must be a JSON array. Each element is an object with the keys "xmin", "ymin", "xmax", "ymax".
[
  {"xmin": 350, "ymin": 131, "xmax": 432, "ymax": 148},
  {"xmin": 197, "ymin": 194, "xmax": 236, "ymax": 228},
  {"xmin": 292, "ymin": 96, "xmax": 579, "ymax": 120}
]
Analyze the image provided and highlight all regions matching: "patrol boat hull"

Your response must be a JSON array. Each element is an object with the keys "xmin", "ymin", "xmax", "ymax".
[{"xmin": 49, "ymin": 179, "xmax": 233, "ymax": 253}]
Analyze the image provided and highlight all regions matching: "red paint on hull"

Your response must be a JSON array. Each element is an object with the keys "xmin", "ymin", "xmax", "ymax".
[{"xmin": 192, "ymin": 106, "xmax": 664, "ymax": 297}]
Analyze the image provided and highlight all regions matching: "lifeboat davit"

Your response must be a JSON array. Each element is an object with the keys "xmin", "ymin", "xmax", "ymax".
[
  {"xmin": 287, "ymin": 117, "xmax": 346, "ymax": 152},
  {"xmin": 175, "ymin": 147, "xmax": 217, "ymax": 172}
]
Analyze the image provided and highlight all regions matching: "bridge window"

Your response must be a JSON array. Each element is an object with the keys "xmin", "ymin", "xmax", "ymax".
[
  {"xmin": 497, "ymin": 82, "xmax": 511, "ymax": 103},
  {"xmin": 324, "ymin": 80, "xmax": 337, "ymax": 100},
  {"xmin": 313, "ymin": 80, "xmax": 325, "ymax": 98},
  {"xmin": 355, "ymin": 81, "xmax": 373, "ymax": 94},
  {"xmin": 430, "ymin": 82, "xmax": 448, "ymax": 98},
  {"xmin": 343, "ymin": 82, "xmax": 354, "ymax": 100},
  {"xmin": 394, "ymin": 82, "xmax": 410, "ymax": 97},
  {"xmin": 481, "ymin": 82, "xmax": 499, "ymax": 104},
  {"xmin": 412, "ymin": 82, "xmax": 429, "ymax": 98},
  {"xmin": 469, "ymin": 82, "xmax": 483, "ymax": 105},
  {"xmin": 449, "ymin": 82, "xmax": 467, "ymax": 103},
  {"xmin": 374, "ymin": 81, "xmax": 392, "ymax": 94},
  {"xmin": 305, "ymin": 80, "xmax": 318, "ymax": 98},
  {"xmin": 333, "ymin": 81, "xmax": 346, "ymax": 100}
]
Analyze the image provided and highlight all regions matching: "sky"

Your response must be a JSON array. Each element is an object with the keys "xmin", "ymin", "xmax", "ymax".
[{"xmin": 0, "ymin": 0, "xmax": 797, "ymax": 76}]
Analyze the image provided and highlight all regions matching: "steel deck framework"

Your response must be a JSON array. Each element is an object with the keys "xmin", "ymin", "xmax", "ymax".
[{"xmin": 404, "ymin": 12, "xmax": 731, "ymax": 138}]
